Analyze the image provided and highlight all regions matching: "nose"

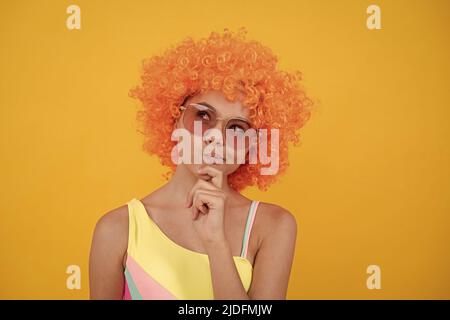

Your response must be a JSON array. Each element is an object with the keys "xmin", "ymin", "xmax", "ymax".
[
  {"xmin": 201, "ymin": 131, "xmax": 217, "ymax": 159},
  {"xmin": 203, "ymin": 119, "xmax": 226, "ymax": 143},
  {"xmin": 202, "ymin": 123, "xmax": 226, "ymax": 159},
  {"xmin": 203, "ymin": 134, "xmax": 214, "ymax": 144},
  {"xmin": 213, "ymin": 118, "xmax": 226, "ymax": 132},
  {"xmin": 203, "ymin": 131, "xmax": 219, "ymax": 146}
]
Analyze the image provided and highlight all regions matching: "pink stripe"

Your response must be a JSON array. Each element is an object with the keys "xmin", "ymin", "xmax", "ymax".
[
  {"xmin": 243, "ymin": 201, "xmax": 259, "ymax": 258},
  {"xmin": 125, "ymin": 255, "xmax": 177, "ymax": 300},
  {"xmin": 122, "ymin": 280, "xmax": 132, "ymax": 300}
]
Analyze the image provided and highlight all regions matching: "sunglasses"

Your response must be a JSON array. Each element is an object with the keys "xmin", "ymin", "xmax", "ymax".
[{"xmin": 179, "ymin": 102, "xmax": 255, "ymax": 140}]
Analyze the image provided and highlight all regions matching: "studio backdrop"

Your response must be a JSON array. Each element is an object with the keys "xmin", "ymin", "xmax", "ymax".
[{"xmin": 0, "ymin": 0, "xmax": 449, "ymax": 299}]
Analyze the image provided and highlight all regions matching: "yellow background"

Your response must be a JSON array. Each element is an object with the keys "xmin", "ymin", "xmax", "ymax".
[{"xmin": 1, "ymin": 0, "xmax": 449, "ymax": 299}]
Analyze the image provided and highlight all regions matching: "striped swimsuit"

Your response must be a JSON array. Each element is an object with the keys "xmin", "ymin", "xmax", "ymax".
[{"xmin": 123, "ymin": 198, "xmax": 260, "ymax": 300}]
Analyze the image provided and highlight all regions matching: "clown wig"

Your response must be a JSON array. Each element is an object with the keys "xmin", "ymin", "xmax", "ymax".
[{"xmin": 129, "ymin": 27, "xmax": 313, "ymax": 191}]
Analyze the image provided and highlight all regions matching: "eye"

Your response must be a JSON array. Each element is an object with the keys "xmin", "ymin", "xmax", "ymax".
[
  {"xmin": 227, "ymin": 120, "xmax": 251, "ymax": 134},
  {"xmin": 229, "ymin": 124, "xmax": 246, "ymax": 132},
  {"xmin": 196, "ymin": 110, "xmax": 211, "ymax": 121}
]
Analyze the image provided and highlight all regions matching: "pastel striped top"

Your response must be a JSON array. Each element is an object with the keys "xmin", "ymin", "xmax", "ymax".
[{"xmin": 123, "ymin": 198, "xmax": 260, "ymax": 300}]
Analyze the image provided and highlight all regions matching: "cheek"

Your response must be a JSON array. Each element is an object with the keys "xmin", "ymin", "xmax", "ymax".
[
  {"xmin": 224, "ymin": 144, "xmax": 248, "ymax": 163},
  {"xmin": 190, "ymin": 136, "xmax": 204, "ymax": 161},
  {"xmin": 224, "ymin": 164, "xmax": 241, "ymax": 175}
]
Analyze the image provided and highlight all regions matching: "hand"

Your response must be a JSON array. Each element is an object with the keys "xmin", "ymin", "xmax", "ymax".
[{"xmin": 185, "ymin": 166, "xmax": 227, "ymax": 244}]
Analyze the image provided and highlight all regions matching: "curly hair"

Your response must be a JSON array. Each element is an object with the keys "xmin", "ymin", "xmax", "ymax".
[{"xmin": 129, "ymin": 27, "xmax": 312, "ymax": 192}]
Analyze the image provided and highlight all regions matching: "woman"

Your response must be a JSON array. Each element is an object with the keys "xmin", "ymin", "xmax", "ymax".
[{"xmin": 89, "ymin": 27, "xmax": 312, "ymax": 300}]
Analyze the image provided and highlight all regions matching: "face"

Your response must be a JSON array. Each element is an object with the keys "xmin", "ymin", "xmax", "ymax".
[{"xmin": 174, "ymin": 90, "xmax": 252, "ymax": 178}]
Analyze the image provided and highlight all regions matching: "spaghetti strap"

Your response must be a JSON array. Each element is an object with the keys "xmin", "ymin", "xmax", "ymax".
[{"xmin": 240, "ymin": 201, "xmax": 260, "ymax": 258}]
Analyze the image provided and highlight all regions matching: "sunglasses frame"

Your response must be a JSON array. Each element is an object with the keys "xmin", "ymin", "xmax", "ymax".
[{"xmin": 179, "ymin": 102, "xmax": 255, "ymax": 138}]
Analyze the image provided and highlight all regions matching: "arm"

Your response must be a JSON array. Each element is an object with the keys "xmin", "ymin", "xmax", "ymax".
[
  {"xmin": 186, "ymin": 167, "xmax": 251, "ymax": 299},
  {"xmin": 187, "ymin": 166, "xmax": 297, "ymax": 299},
  {"xmin": 206, "ymin": 207, "xmax": 297, "ymax": 300},
  {"xmin": 89, "ymin": 207, "xmax": 128, "ymax": 299},
  {"xmin": 247, "ymin": 208, "xmax": 297, "ymax": 299},
  {"xmin": 205, "ymin": 238, "xmax": 250, "ymax": 300}
]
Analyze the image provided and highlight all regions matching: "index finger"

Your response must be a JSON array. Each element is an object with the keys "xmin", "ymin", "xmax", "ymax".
[{"xmin": 197, "ymin": 166, "xmax": 223, "ymax": 189}]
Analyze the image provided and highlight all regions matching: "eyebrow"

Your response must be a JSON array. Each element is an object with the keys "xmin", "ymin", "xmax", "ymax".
[
  {"xmin": 193, "ymin": 101, "xmax": 251, "ymax": 123},
  {"xmin": 195, "ymin": 101, "xmax": 217, "ymax": 112}
]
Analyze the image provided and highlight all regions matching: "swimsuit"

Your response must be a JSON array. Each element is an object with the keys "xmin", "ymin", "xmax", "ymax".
[{"xmin": 122, "ymin": 197, "xmax": 260, "ymax": 299}]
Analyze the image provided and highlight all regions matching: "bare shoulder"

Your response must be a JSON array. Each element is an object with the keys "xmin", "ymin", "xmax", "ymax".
[
  {"xmin": 94, "ymin": 204, "xmax": 129, "ymax": 237},
  {"xmin": 91, "ymin": 203, "xmax": 129, "ymax": 257},
  {"xmin": 254, "ymin": 201, "xmax": 297, "ymax": 241},
  {"xmin": 89, "ymin": 203, "xmax": 130, "ymax": 299}
]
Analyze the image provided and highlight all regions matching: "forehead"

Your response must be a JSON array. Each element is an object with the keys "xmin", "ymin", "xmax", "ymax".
[{"xmin": 187, "ymin": 90, "xmax": 249, "ymax": 119}]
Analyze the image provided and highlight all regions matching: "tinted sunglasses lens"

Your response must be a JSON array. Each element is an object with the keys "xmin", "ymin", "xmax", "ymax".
[
  {"xmin": 225, "ymin": 120, "xmax": 254, "ymax": 151},
  {"xmin": 183, "ymin": 104, "xmax": 216, "ymax": 135}
]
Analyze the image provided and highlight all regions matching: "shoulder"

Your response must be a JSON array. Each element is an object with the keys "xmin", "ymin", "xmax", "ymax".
[
  {"xmin": 94, "ymin": 204, "xmax": 129, "ymax": 237},
  {"xmin": 91, "ymin": 203, "xmax": 129, "ymax": 255},
  {"xmin": 255, "ymin": 201, "xmax": 297, "ymax": 241},
  {"xmin": 89, "ymin": 203, "xmax": 130, "ymax": 298}
]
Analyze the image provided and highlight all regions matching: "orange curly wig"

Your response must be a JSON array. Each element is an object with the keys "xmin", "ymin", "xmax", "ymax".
[{"xmin": 129, "ymin": 27, "xmax": 312, "ymax": 192}]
